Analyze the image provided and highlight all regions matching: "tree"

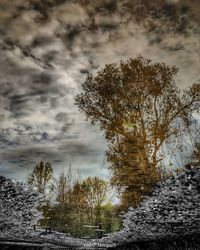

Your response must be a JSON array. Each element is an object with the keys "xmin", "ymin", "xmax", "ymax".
[
  {"xmin": 28, "ymin": 161, "xmax": 53, "ymax": 193},
  {"xmin": 39, "ymin": 175, "xmax": 114, "ymax": 237},
  {"xmin": 108, "ymin": 132, "xmax": 157, "ymax": 209},
  {"xmin": 75, "ymin": 56, "xmax": 200, "ymax": 208},
  {"xmin": 82, "ymin": 177, "xmax": 109, "ymax": 224},
  {"xmin": 191, "ymin": 143, "xmax": 200, "ymax": 164},
  {"xmin": 53, "ymin": 171, "xmax": 69, "ymax": 205},
  {"xmin": 51, "ymin": 165, "xmax": 79, "ymax": 205}
]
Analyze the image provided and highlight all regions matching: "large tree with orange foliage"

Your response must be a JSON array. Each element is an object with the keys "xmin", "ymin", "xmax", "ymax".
[{"xmin": 75, "ymin": 56, "xmax": 200, "ymax": 209}]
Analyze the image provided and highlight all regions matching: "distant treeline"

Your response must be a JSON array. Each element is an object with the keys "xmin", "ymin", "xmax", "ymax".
[{"xmin": 28, "ymin": 162, "xmax": 122, "ymax": 238}]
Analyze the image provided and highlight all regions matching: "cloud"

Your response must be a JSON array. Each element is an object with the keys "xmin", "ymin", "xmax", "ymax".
[
  {"xmin": 52, "ymin": 2, "xmax": 89, "ymax": 25},
  {"xmin": 0, "ymin": 0, "xmax": 199, "ymax": 181},
  {"xmin": 0, "ymin": 124, "xmax": 107, "ymax": 181}
]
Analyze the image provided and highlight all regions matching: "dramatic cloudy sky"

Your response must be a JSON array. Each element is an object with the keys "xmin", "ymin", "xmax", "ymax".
[{"xmin": 0, "ymin": 0, "xmax": 199, "ymax": 181}]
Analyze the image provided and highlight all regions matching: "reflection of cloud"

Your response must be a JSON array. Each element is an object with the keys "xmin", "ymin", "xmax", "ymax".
[
  {"xmin": 0, "ymin": 126, "xmax": 106, "ymax": 181},
  {"xmin": 0, "ymin": 0, "xmax": 199, "ymax": 181}
]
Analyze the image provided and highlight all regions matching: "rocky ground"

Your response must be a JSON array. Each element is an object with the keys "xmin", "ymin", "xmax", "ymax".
[{"xmin": 1, "ymin": 164, "xmax": 200, "ymax": 249}]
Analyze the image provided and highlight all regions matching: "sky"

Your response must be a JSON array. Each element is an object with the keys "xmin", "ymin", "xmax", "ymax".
[{"xmin": 0, "ymin": 0, "xmax": 199, "ymax": 182}]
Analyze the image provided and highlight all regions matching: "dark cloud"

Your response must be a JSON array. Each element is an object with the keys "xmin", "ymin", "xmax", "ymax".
[
  {"xmin": 55, "ymin": 112, "xmax": 70, "ymax": 122},
  {"xmin": 0, "ymin": 131, "xmax": 106, "ymax": 181}
]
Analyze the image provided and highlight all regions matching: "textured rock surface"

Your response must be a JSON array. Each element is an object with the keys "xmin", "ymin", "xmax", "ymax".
[
  {"xmin": 0, "ymin": 176, "xmax": 44, "ymax": 241},
  {"xmin": 1, "ymin": 165, "xmax": 200, "ymax": 249},
  {"xmin": 95, "ymin": 165, "xmax": 200, "ymax": 249}
]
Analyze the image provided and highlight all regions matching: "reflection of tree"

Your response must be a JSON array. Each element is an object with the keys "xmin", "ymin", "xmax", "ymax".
[
  {"xmin": 54, "ymin": 172, "xmax": 69, "ymax": 204},
  {"xmin": 75, "ymin": 56, "xmax": 200, "ymax": 209},
  {"xmin": 36, "ymin": 171, "xmax": 121, "ymax": 238},
  {"xmin": 190, "ymin": 143, "xmax": 200, "ymax": 165},
  {"xmin": 52, "ymin": 166, "xmax": 77, "ymax": 205},
  {"xmin": 108, "ymin": 132, "xmax": 157, "ymax": 209},
  {"xmin": 82, "ymin": 177, "xmax": 108, "ymax": 224},
  {"xmin": 53, "ymin": 174, "xmax": 109, "ymax": 226},
  {"xmin": 28, "ymin": 161, "xmax": 53, "ymax": 193}
]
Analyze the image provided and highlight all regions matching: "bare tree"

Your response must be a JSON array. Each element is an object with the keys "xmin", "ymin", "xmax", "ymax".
[
  {"xmin": 51, "ymin": 165, "xmax": 79, "ymax": 205},
  {"xmin": 82, "ymin": 177, "xmax": 109, "ymax": 223},
  {"xmin": 54, "ymin": 172, "xmax": 69, "ymax": 204},
  {"xmin": 28, "ymin": 161, "xmax": 53, "ymax": 193}
]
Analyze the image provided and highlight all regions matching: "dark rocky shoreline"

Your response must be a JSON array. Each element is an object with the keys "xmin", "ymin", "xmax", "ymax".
[
  {"xmin": 1, "ymin": 233, "xmax": 200, "ymax": 250},
  {"xmin": 108, "ymin": 232, "xmax": 200, "ymax": 250}
]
